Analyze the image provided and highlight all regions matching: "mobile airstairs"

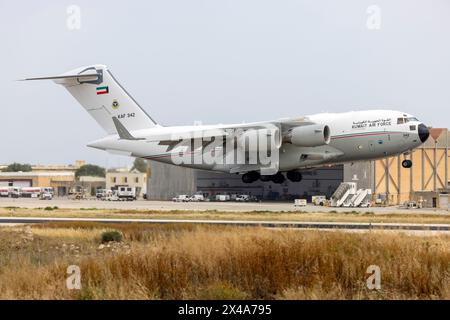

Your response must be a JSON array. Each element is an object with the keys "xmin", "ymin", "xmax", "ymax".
[{"xmin": 330, "ymin": 182, "xmax": 372, "ymax": 207}]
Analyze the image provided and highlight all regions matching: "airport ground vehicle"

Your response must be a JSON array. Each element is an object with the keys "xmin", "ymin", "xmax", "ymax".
[
  {"xmin": 294, "ymin": 199, "xmax": 307, "ymax": 207},
  {"xmin": 235, "ymin": 195, "xmax": 250, "ymax": 202},
  {"xmin": 40, "ymin": 192, "xmax": 53, "ymax": 200},
  {"xmin": 96, "ymin": 189, "xmax": 107, "ymax": 199},
  {"xmin": 115, "ymin": 186, "xmax": 136, "ymax": 201},
  {"xmin": 0, "ymin": 187, "xmax": 55, "ymax": 199},
  {"xmin": 216, "ymin": 194, "xmax": 231, "ymax": 201},
  {"xmin": 189, "ymin": 194, "xmax": 205, "ymax": 202},
  {"xmin": 0, "ymin": 187, "xmax": 10, "ymax": 197},
  {"xmin": 20, "ymin": 187, "xmax": 42, "ymax": 198},
  {"xmin": 104, "ymin": 190, "xmax": 119, "ymax": 201},
  {"xmin": 312, "ymin": 195, "xmax": 327, "ymax": 206},
  {"xmin": 9, "ymin": 187, "xmax": 21, "ymax": 198},
  {"xmin": 172, "ymin": 195, "xmax": 190, "ymax": 202}
]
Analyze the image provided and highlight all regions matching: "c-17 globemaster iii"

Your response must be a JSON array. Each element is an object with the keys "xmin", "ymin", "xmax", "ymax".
[{"xmin": 23, "ymin": 65, "xmax": 430, "ymax": 184}]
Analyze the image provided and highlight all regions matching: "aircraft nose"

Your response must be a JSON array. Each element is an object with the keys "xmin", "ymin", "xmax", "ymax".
[{"xmin": 418, "ymin": 123, "xmax": 430, "ymax": 143}]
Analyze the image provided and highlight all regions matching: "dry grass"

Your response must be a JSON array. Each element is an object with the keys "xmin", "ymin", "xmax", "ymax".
[
  {"xmin": 1, "ymin": 207, "xmax": 450, "ymax": 224},
  {"xmin": 0, "ymin": 223, "xmax": 448, "ymax": 299}
]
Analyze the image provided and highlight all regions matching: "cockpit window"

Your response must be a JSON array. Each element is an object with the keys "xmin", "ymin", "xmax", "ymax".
[{"xmin": 398, "ymin": 117, "xmax": 418, "ymax": 124}]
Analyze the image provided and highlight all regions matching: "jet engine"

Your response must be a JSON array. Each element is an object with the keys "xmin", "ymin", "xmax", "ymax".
[{"xmin": 283, "ymin": 124, "xmax": 330, "ymax": 147}]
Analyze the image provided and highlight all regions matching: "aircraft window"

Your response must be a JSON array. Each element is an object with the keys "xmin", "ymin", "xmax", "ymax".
[
  {"xmin": 404, "ymin": 118, "xmax": 409, "ymax": 123},
  {"xmin": 397, "ymin": 118, "xmax": 404, "ymax": 124},
  {"xmin": 407, "ymin": 117, "xmax": 419, "ymax": 122},
  {"xmin": 410, "ymin": 125, "xmax": 416, "ymax": 131}
]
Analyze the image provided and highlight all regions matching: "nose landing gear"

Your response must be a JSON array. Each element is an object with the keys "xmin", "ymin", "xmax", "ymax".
[{"xmin": 402, "ymin": 159, "xmax": 412, "ymax": 168}]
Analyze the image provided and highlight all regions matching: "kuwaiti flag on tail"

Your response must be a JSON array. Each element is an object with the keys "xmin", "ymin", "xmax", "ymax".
[{"xmin": 96, "ymin": 86, "xmax": 109, "ymax": 95}]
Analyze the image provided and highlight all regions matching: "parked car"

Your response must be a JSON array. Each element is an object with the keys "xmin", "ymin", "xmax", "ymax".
[
  {"xmin": 96, "ymin": 189, "xmax": 107, "ymax": 199},
  {"xmin": 40, "ymin": 192, "xmax": 53, "ymax": 200},
  {"xmin": 172, "ymin": 195, "xmax": 190, "ymax": 202},
  {"xmin": 235, "ymin": 195, "xmax": 250, "ymax": 202},
  {"xmin": 104, "ymin": 190, "xmax": 119, "ymax": 201}
]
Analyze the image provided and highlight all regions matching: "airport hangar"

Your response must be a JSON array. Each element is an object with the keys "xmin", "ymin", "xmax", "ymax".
[{"xmin": 146, "ymin": 128, "xmax": 449, "ymax": 208}]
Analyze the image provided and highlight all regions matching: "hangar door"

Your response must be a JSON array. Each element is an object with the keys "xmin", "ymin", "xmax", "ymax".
[{"xmin": 13, "ymin": 181, "xmax": 31, "ymax": 187}]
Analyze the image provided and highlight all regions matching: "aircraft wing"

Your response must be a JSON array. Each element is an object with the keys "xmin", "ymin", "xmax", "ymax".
[{"xmin": 141, "ymin": 117, "xmax": 315, "ymax": 142}]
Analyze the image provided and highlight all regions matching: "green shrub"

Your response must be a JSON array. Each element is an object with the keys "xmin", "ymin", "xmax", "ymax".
[{"xmin": 101, "ymin": 230, "xmax": 123, "ymax": 243}]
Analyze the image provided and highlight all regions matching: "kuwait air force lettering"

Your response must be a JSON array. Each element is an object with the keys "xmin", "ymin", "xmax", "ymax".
[
  {"xmin": 352, "ymin": 118, "xmax": 392, "ymax": 129},
  {"xmin": 23, "ymin": 64, "xmax": 430, "ymax": 184}
]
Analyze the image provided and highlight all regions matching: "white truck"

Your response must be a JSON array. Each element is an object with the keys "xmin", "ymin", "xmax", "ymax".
[
  {"xmin": 20, "ymin": 187, "xmax": 42, "ymax": 198},
  {"xmin": 9, "ymin": 187, "xmax": 21, "ymax": 198},
  {"xmin": 0, "ymin": 187, "xmax": 10, "ymax": 197},
  {"xmin": 116, "ymin": 186, "xmax": 136, "ymax": 201},
  {"xmin": 189, "ymin": 194, "xmax": 205, "ymax": 202},
  {"xmin": 215, "ymin": 194, "xmax": 230, "ymax": 201}
]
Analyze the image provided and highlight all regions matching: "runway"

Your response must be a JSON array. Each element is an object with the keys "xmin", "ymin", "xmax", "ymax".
[
  {"xmin": 0, "ymin": 216, "xmax": 449, "ymax": 232},
  {"xmin": 1, "ymin": 198, "xmax": 449, "ymax": 214}
]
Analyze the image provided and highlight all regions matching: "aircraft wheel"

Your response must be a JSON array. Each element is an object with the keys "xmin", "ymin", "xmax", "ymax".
[
  {"xmin": 242, "ymin": 171, "xmax": 260, "ymax": 183},
  {"xmin": 286, "ymin": 170, "xmax": 302, "ymax": 182},
  {"xmin": 271, "ymin": 172, "xmax": 285, "ymax": 184},
  {"xmin": 402, "ymin": 159, "xmax": 412, "ymax": 168}
]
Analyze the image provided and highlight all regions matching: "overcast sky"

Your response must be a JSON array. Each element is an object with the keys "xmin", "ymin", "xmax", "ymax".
[{"xmin": 1, "ymin": 0, "xmax": 449, "ymax": 168}]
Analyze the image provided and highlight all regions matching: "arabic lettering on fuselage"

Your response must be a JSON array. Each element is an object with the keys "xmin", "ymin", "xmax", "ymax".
[{"xmin": 352, "ymin": 118, "xmax": 392, "ymax": 129}]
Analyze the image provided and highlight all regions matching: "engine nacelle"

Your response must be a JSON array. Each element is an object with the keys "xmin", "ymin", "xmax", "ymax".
[
  {"xmin": 283, "ymin": 124, "xmax": 331, "ymax": 147},
  {"xmin": 237, "ymin": 128, "xmax": 281, "ymax": 152}
]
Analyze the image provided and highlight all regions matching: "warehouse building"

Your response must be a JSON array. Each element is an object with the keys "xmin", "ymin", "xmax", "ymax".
[
  {"xmin": 0, "ymin": 161, "xmax": 105, "ymax": 196},
  {"xmin": 0, "ymin": 172, "xmax": 75, "ymax": 196},
  {"xmin": 344, "ymin": 128, "xmax": 449, "ymax": 208},
  {"xmin": 146, "ymin": 160, "xmax": 343, "ymax": 201}
]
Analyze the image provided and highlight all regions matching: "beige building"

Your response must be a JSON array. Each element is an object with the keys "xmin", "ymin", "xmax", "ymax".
[
  {"xmin": 0, "ymin": 160, "xmax": 106, "ymax": 197},
  {"xmin": 0, "ymin": 172, "xmax": 75, "ymax": 196},
  {"xmin": 345, "ymin": 128, "xmax": 449, "ymax": 208},
  {"xmin": 106, "ymin": 169, "xmax": 147, "ymax": 198}
]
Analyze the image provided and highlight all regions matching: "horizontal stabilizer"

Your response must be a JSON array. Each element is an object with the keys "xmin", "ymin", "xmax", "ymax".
[{"xmin": 20, "ymin": 73, "xmax": 100, "ymax": 82}]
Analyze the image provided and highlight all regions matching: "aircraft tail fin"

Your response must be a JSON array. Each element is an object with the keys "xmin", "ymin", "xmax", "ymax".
[{"xmin": 22, "ymin": 65, "xmax": 159, "ymax": 134}]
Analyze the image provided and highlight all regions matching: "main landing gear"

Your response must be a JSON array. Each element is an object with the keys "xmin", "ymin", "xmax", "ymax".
[{"xmin": 241, "ymin": 170, "xmax": 303, "ymax": 184}]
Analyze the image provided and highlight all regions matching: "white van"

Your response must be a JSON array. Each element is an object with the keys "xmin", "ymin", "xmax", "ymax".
[
  {"xmin": 189, "ymin": 194, "xmax": 205, "ymax": 202},
  {"xmin": 215, "ymin": 194, "xmax": 230, "ymax": 201},
  {"xmin": 117, "ymin": 186, "xmax": 136, "ymax": 201}
]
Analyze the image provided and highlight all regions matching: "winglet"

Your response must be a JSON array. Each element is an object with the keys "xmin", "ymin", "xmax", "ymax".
[{"xmin": 112, "ymin": 116, "xmax": 145, "ymax": 140}]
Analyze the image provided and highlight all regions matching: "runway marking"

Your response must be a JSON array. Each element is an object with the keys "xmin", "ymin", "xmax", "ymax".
[{"xmin": 0, "ymin": 217, "xmax": 449, "ymax": 231}]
